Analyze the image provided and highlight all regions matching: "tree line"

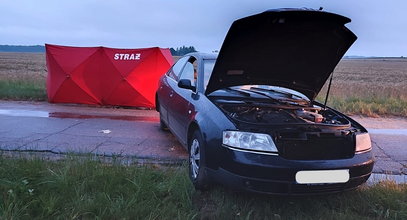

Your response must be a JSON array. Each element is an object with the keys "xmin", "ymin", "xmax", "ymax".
[
  {"xmin": 0, "ymin": 45, "xmax": 45, "ymax": 52},
  {"xmin": 0, "ymin": 45, "xmax": 197, "ymax": 55},
  {"xmin": 170, "ymin": 46, "xmax": 197, "ymax": 56}
]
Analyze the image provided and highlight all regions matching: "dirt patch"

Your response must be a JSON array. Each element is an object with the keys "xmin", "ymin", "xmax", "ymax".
[{"xmin": 351, "ymin": 115, "xmax": 407, "ymax": 129}]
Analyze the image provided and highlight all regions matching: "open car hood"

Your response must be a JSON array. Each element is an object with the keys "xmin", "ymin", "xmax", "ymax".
[{"xmin": 205, "ymin": 9, "xmax": 357, "ymax": 100}]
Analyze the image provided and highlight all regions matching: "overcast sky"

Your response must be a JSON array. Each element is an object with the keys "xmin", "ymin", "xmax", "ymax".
[{"xmin": 1, "ymin": 0, "xmax": 406, "ymax": 56}]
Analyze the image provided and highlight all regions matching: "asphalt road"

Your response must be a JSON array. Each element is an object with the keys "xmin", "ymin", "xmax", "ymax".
[
  {"xmin": 0, "ymin": 101, "xmax": 406, "ymax": 175},
  {"xmin": 0, "ymin": 101, "xmax": 187, "ymax": 164}
]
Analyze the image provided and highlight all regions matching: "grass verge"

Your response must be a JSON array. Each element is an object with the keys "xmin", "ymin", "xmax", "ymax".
[
  {"xmin": 1, "ymin": 156, "xmax": 406, "ymax": 219},
  {"xmin": 316, "ymin": 95, "xmax": 407, "ymax": 117},
  {"xmin": 0, "ymin": 79, "xmax": 46, "ymax": 101},
  {"xmin": 326, "ymin": 96, "xmax": 407, "ymax": 117},
  {"xmin": 0, "ymin": 156, "xmax": 195, "ymax": 219}
]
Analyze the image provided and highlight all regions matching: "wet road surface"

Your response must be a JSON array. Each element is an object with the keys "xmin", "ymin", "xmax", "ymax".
[
  {"xmin": 0, "ymin": 109, "xmax": 160, "ymax": 122},
  {"xmin": 0, "ymin": 101, "xmax": 406, "ymax": 177},
  {"xmin": 0, "ymin": 101, "xmax": 187, "ymax": 163}
]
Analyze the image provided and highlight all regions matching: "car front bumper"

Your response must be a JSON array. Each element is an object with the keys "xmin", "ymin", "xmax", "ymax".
[{"xmin": 207, "ymin": 148, "xmax": 374, "ymax": 195}]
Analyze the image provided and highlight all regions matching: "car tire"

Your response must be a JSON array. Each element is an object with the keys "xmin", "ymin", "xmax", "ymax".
[
  {"xmin": 158, "ymin": 108, "xmax": 168, "ymax": 131},
  {"xmin": 156, "ymin": 97, "xmax": 168, "ymax": 131},
  {"xmin": 159, "ymin": 116, "xmax": 168, "ymax": 131},
  {"xmin": 189, "ymin": 129, "xmax": 210, "ymax": 191}
]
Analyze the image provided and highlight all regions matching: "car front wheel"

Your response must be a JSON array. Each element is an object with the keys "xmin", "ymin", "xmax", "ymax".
[
  {"xmin": 156, "ymin": 97, "xmax": 168, "ymax": 131},
  {"xmin": 189, "ymin": 130, "xmax": 209, "ymax": 190},
  {"xmin": 159, "ymin": 116, "xmax": 167, "ymax": 130}
]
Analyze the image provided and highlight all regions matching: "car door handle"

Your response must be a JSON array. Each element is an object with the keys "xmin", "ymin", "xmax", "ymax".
[{"xmin": 169, "ymin": 92, "xmax": 174, "ymax": 97}]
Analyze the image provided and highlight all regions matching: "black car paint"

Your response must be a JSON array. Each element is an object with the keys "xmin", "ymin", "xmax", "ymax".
[
  {"xmin": 157, "ymin": 54, "xmax": 232, "ymax": 148},
  {"xmin": 156, "ymin": 9, "xmax": 374, "ymax": 194},
  {"xmin": 209, "ymin": 152, "xmax": 373, "ymax": 194},
  {"xmin": 156, "ymin": 57, "xmax": 373, "ymax": 194},
  {"xmin": 207, "ymin": 9, "xmax": 357, "ymax": 100}
]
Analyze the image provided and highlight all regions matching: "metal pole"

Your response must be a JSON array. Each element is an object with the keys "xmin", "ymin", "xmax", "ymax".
[{"xmin": 323, "ymin": 72, "xmax": 334, "ymax": 110}]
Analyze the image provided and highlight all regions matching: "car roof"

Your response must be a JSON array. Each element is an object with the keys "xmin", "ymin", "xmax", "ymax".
[{"xmin": 185, "ymin": 52, "xmax": 217, "ymax": 60}]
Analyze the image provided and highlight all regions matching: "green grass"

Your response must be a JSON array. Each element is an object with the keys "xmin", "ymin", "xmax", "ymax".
[
  {"xmin": 0, "ymin": 79, "xmax": 46, "ymax": 101},
  {"xmin": 201, "ymin": 182, "xmax": 407, "ymax": 219},
  {"xmin": 0, "ymin": 156, "xmax": 195, "ymax": 219},
  {"xmin": 1, "ymin": 156, "xmax": 406, "ymax": 219},
  {"xmin": 316, "ymin": 95, "xmax": 407, "ymax": 117},
  {"xmin": 326, "ymin": 96, "xmax": 407, "ymax": 117}
]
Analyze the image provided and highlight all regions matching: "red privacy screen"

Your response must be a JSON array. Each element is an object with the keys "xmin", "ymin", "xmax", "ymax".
[{"xmin": 45, "ymin": 44, "xmax": 173, "ymax": 108}]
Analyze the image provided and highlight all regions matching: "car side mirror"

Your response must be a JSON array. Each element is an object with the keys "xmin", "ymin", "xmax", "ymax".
[{"xmin": 178, "ymin": 79, "xmax": 196, "ymax": 91}]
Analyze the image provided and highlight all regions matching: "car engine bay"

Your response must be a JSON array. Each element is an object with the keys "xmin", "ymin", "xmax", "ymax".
[
  {"xmin": 213, "ymin": 97, "xmax": 361, "ymax": 160},
  {"xmin": 216, "ymin": 101, "xmax": 351, "ymax": 128},
  {"xmin": 206, "ymin": 80, "xmax": 372, "ymax": 159}
]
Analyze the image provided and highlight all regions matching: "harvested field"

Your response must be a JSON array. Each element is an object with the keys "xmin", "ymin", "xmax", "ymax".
[
  {"xmin": 0, "ymin": 52, "xmax": 46, "ymax": 81},
  {"xmin": 0, "ymin": 52, "xmax": 406, "ymax": 116},
  {"xmin": 0, "ymin": 53, "xmax": 46, "ymax": 100},
  {"xmin": 326, "ymin": 59, "xmax": 407, "ymax": 98},
  {"xmin": 318, "ymin": 58, "xmax": 407, "ymax": 117}
]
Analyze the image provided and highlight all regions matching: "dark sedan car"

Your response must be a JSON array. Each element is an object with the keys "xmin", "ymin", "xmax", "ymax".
[{"xmin": 156, "ymin": 9, "xmax": 374, "ymax": 194}]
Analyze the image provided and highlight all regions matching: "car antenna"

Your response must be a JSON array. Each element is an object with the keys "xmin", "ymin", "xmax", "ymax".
[{"xmin": 323, "ymin": 72, "xmax": 334, "ymax": 110}]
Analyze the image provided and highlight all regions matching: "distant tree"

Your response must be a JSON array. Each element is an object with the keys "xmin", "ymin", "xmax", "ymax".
[
  {"xmin": 0, "ymin": 45, "xmax": 45, "ymax": 52},
  {"xmin": 170, "ymin": 46, "xmax": 197, "ymax": 56},
  {"xmin": 170, "ymin": 48, "xmax": 177, "ymax": 55}
]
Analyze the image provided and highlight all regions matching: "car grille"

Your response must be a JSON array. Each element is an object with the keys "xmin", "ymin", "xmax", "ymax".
[{"xmin": 278, "ymin": 134, "xmax": 355, "ymax": 160}]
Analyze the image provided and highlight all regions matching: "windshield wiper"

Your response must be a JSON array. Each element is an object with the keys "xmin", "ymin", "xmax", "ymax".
[
  {"xmin": 241, "ymin": 87, "xmax": 309, "ymax": 106},
  {"xmin": 224, "ymin": 88, "xmax": 251, "ymax": 97},
  {"xmin": 250, "ymin": 87, "xmax": 309, "ymax": 104},
  {"xmin": 249, "ymin": 87, "xmax": 304, "ymax": 99}
]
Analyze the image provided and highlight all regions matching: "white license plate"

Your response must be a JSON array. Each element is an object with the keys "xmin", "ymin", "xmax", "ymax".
[{"xmin": 295, "ymin": 169, "xmax": 350, "ymax": 184}]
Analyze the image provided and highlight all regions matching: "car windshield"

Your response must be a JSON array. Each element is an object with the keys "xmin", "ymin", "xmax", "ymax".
[
  {"xmin": 234, "ymin": 85, "xmax": 310, "ymax": 105},
  {"xmin": 236, "ymin": 85, "xmax": 310, "ymax": 102},
  {"xmin": 203, "ymin": 58, "xmax": 309, "ymax": 102}
]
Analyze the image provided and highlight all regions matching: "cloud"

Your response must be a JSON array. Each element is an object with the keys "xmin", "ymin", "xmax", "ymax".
[{"xmin": 0, "ymin": 0, "xmax": 406, "ymax": 56}]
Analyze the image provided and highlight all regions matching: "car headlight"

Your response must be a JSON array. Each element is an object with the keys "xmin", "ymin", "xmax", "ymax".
[
  {"xmin": 222, "ymin": 131, "xmax": 278, "ymax": 153},
  {"xmin": 355, "ymin": 133, "xmax": 372, "ymax": 152}
]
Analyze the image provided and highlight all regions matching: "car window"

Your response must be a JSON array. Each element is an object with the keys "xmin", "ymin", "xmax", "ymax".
[
  {"xmin": 192, "ymin": 60, "xmax": 198, "ymax": 86},
  {"xmin": 178, "ymin": 57, "xmax": 198, "ymax": 87},
  {"xmin": 179, "ymin": 62, "xmax": 194, "ymax": 82},
  {"xmin": 168, "ymin": 56, "xmax": 189, "ymax": 80},
  {"xmin": 203, "ymin": 59, "xmax": 216, "ymax": 89}
]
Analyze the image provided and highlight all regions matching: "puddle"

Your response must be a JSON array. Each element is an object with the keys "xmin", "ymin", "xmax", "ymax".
[
  {"xmin": 0, "ymin": 109, "xmax": 49, "ymax": 117},
  {"xmin": 48, "ymin": 112, "xmax": 159, "ymax": 122},
  {"xmin": 0, "ymin": 109, "xmax": 159, "ymax": 122},
  {"xmin": 368, "ymin": 173, "xmax": 407, "ymax": 184},
  {"xmin": 368, "ymin": 128, "xmax": 407, "ymax": 136}
]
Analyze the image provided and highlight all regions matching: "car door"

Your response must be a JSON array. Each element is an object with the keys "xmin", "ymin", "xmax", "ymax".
[
  {"xmin": 168, "ymin": 57, "xmax": 198, "ymax": 145},
  {"xmin": 157, "ymin": 56, "xmax": 189, "ymax": 127}
]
